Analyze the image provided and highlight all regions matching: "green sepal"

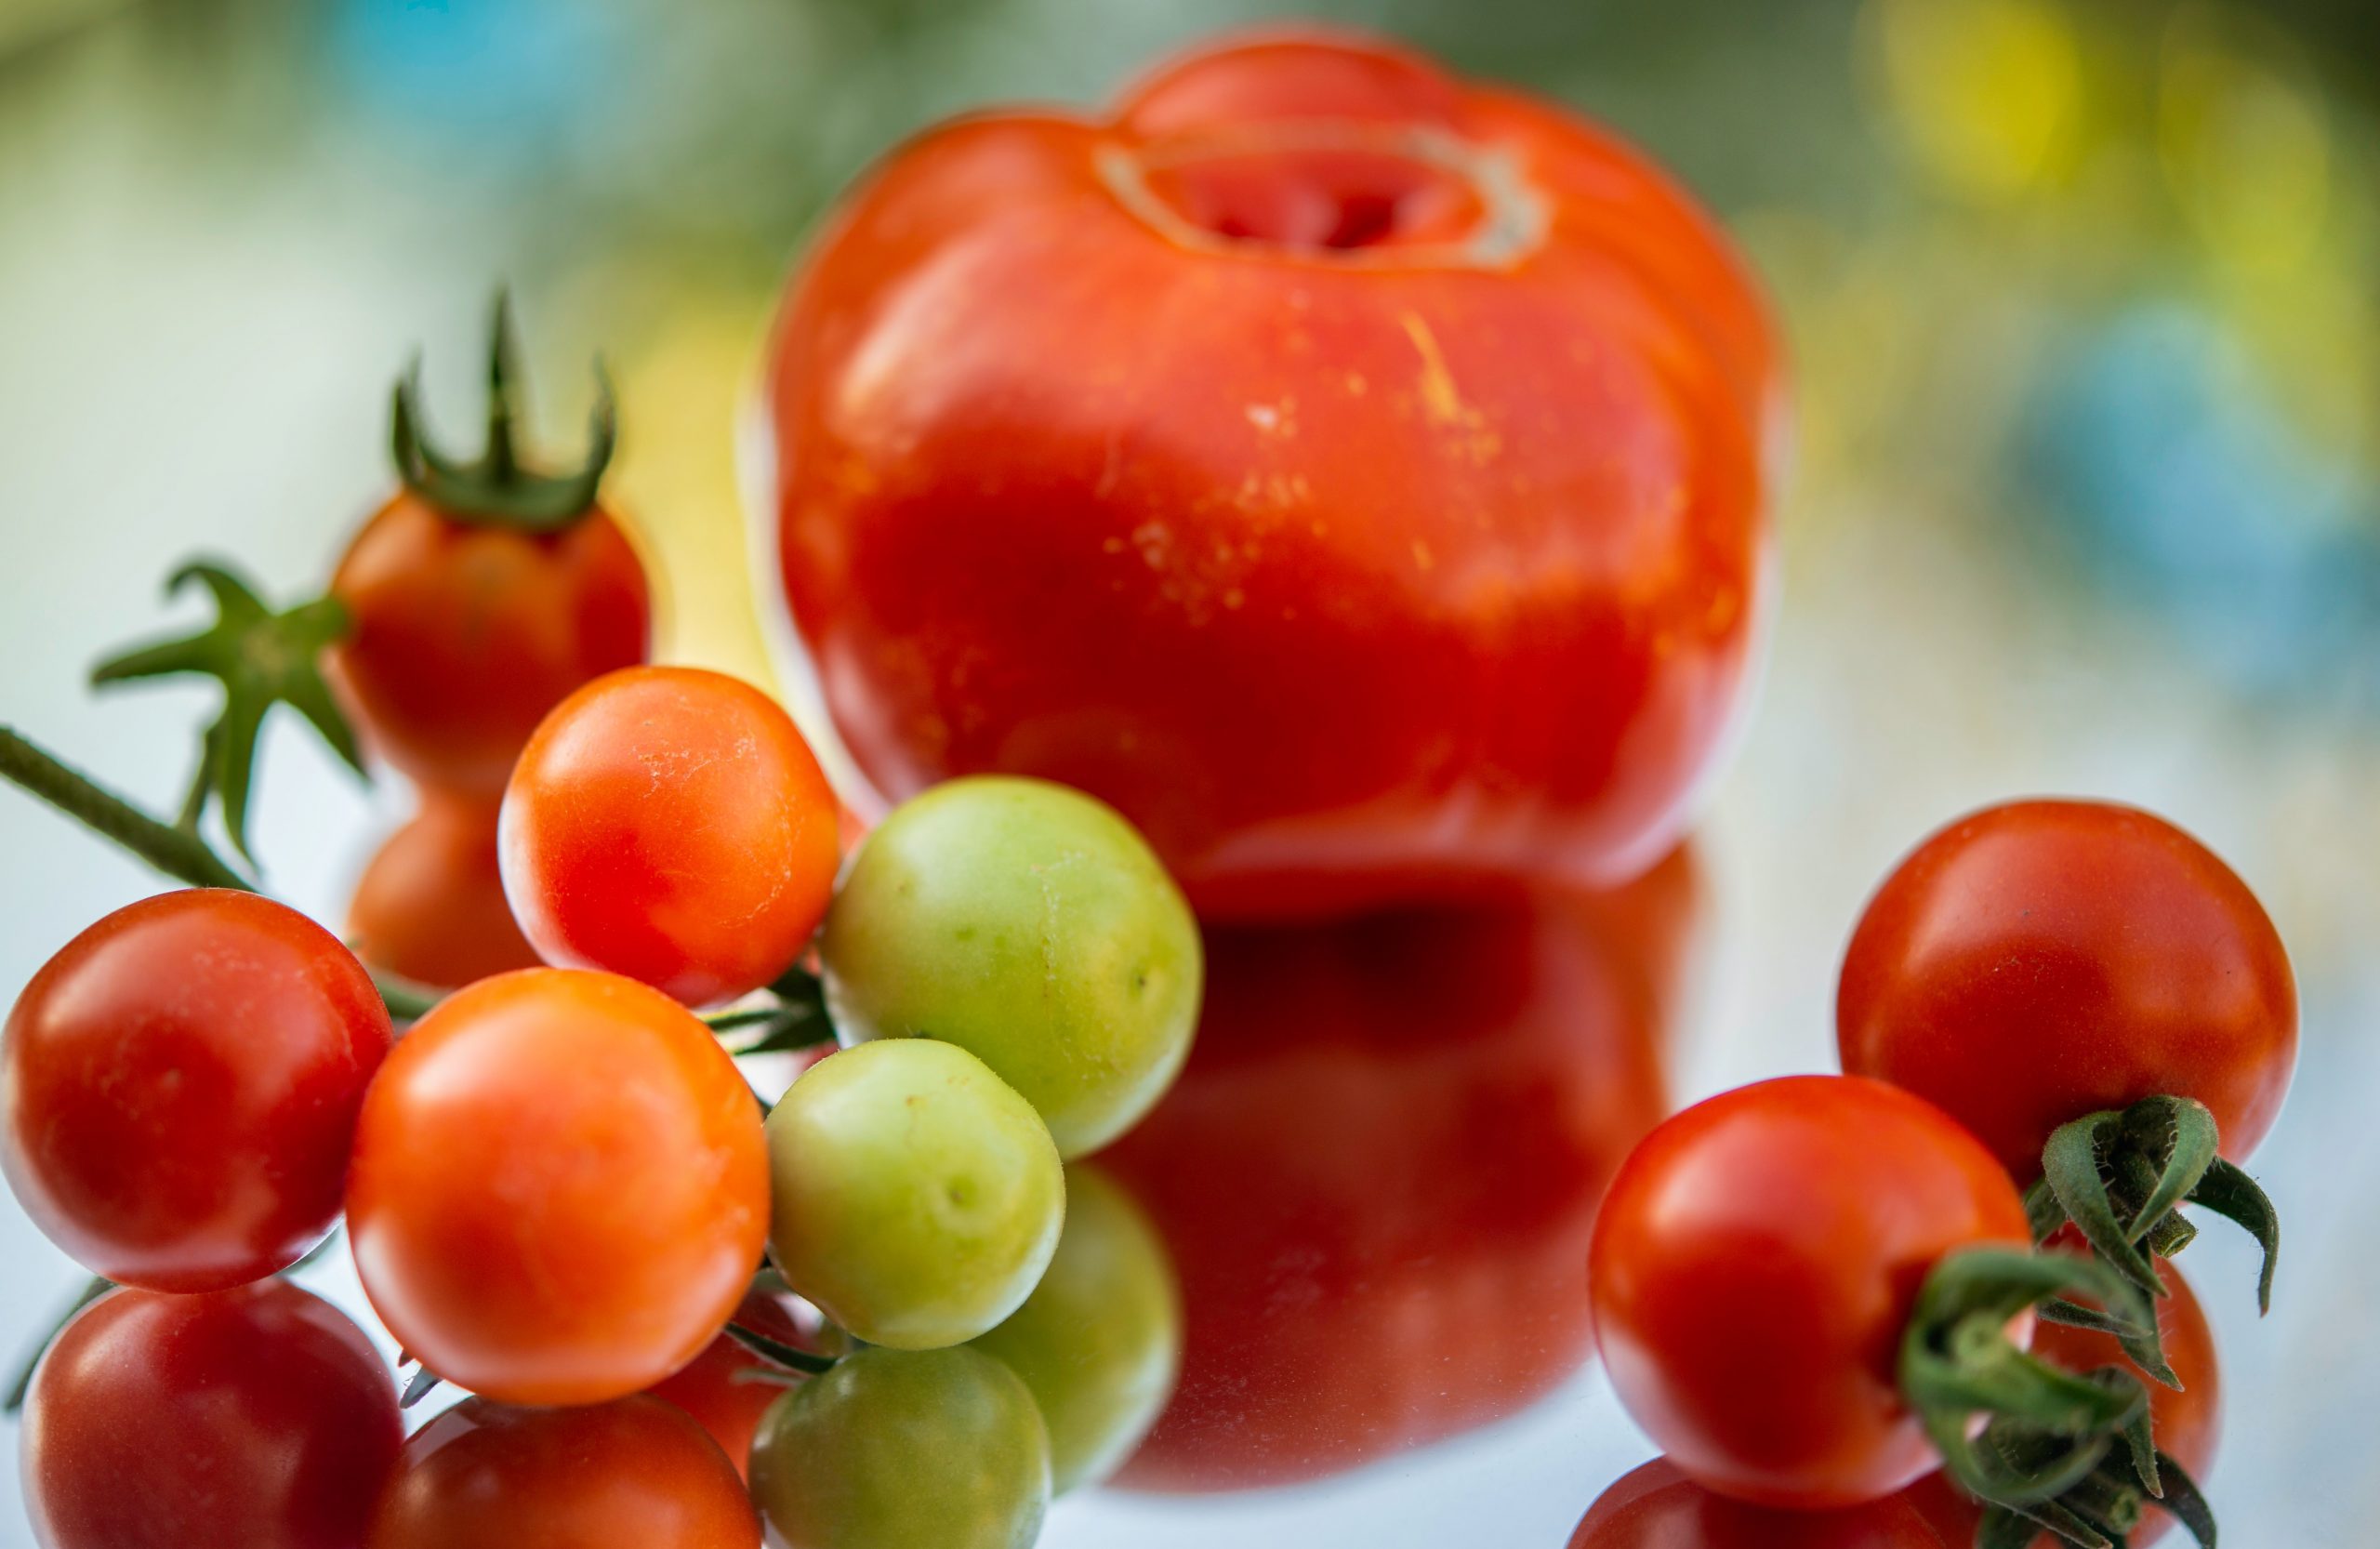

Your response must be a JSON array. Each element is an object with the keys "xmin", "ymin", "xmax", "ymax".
[
  {"xmin": 400, "ymin": 1363, "xmax": 444, "ymax": 1409},
  {"xmin": 89, "ymin": 560, "xmax": 365, "ymax": 864},
  {"xmin": 2185, "ymin": 1158, "xmax": 2279, "ymax": 1315},
  {"xmin": 725, "ymin": 1319, "xmax": 837, "ymax": 1376},
  {"xmin": 391, "ymin": 290, "xmax": 614, "ymax": 534}
]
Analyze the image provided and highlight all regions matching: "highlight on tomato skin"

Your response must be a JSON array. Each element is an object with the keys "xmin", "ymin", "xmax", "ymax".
[
  {"xmin": 0, "ymin": 888, "xmax": 393, "ymax": 1294},
  {"xmin": 1568, "ymin": 1458, "xmax": 1950, "ymax": 1549},
  {"xmin": 767, "ymin": 26, "xmax": 1782, "ymax": 920},
  {"xmin": 1837, "ymin": 798, "xmax": 2297, "ymax": 1179},
  {"xmin": 21, "ymin": 1280, "xmax": 403, "ymax": 1549},
  {"xmin": 346, "ymin": 788, "xmax": 544, "ymax": 990},
  {"xmin": 1100, "ymin": 847, "xmax": 1697, "ymax": 1490}
]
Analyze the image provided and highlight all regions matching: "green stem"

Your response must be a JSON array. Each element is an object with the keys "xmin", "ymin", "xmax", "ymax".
[{"xmin": 0, "ymin": 726, "xmax": 253, "ymax": 892}]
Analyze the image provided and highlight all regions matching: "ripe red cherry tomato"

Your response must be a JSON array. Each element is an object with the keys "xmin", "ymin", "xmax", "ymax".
[
  {"xmin": 645, "ymin": 1289, "xmax": 826, "ymax": 1480},
  {"xmin": 347, "ymin": 789, "xmax": 543, "ymax": 989},
  {"xmin": 1103, "ymin": 850, "xmax": 1695, "ymax": 1489},
  {"xmin": 328, "ymin": 492, "xmax": 649, "ymax": 797},
  {"xmin": 1569, "ymin": 1459, "xmax": 1949, "ymax": 1549},
  {"xmin": 365, "ymin": 1395, "xmax": 759, "ymax": 1549},
  {"xmin": 1906, "ymin": 1260, "xmax": 2220, "ymax": 1549},
  {"xmin": 1588, "ymin": 1075, "xmax": 2033, "ymax": 1510},
  {"xmin": 22, "ymin": 1280, "xmax": 403, "ymax": 1549},
  {"xmin": 500, "ymin": 666, "xmax": 841, "ymax": 1006},
  {"xmin": 346, "ymin": 967, "xmax": 770, "ymax": 1405},
  {"xmin": 766, "ymin": 29, "xmax": 1781, "ymax": 919},
  {"xmin": 2, "ymin": 889, "xmax": 392, "ymax": 1291},
  {"xmin": 1838, "ymin": 800, "xmax": 2297, "ymax": 1177}
]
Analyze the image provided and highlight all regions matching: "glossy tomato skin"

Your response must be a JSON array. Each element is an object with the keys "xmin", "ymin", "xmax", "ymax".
[
  {"xmin": 1589, "ymin": 1076, "xmax": 2032, "ymax": 1510},
  {"xmin": 1907, "ymin": 1261, "xmax": 2220, "ymax": 1549},
  {"xmin": 328, "ymin": 492, "xmax": 649, "ymax": 796},
  {"xmin": 1569, "ymin": 1459, "xmax": 1948, "ymax": 1549},
  {"xmin": 346, "ymin": 967, "xmax": 769, "ymax": 1406},
  {"xmin": 1102, "ymin": 849, "xmax": 1696, "ymax": 1489},
  {"xmin": 2, "ymin": 889, "xmax": 392, "ymax": 1291},
  {"xmin": 767, "ymin": 29, "xmax": 1781, "ymax": 918},
  {"xmin": 1838, "ymin": 800, "xmax": 2297, "ymax": 1177},
  {"xmin": 500, "ymin": 666, "xmax": 841, "ymax": 1007},
  {"xmin": 347, "ymin": 789, "xmax": 543, "ymax": 989},
  {"xmin": 365, "ymin": 1395, "xmax": 759, "ymax": 1549},
  {"xmin": 22, "ymin": 1281, "xmax": 403, "ymax": 1549}
]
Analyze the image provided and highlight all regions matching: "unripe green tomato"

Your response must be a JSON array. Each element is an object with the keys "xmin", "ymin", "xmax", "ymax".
[
  {"xmin": 749, "ymin": 1345, "xmax": 1050, "ymax": 1549},
  {"xmin": 765, "ymin": 1039, "xmax": 1064, "ymax": 1349},
  {"xmin": 972, "ymin": 1163, "xmax": 1182, "ymax": 1492},
  {"xmin": 821, "ymin": 775, "xmax": 1202, "ymax": 1157}
]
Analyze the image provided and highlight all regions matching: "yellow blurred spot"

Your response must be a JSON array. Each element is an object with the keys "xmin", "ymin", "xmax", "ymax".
[
  {"xmin": 1869, "ymin": 0, "xmax": 2082, "ymax": 199},
  {"xmin": 2159, "ymin": 13, "xmax": 2331, "ymax": 275}
]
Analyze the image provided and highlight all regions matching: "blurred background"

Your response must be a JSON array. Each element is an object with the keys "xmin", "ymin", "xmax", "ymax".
[{"xmin": 3, "ymin": 0, "xmax": 2377, "ymax": 1543}]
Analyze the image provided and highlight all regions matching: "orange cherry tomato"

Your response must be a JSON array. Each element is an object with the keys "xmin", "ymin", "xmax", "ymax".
[
  {"xmin": 1103, "ymin": 849, "xmax": 1696, "ymax": 1489},
  {"xmin": 1839, "ymin": 799, "xmax": 2296, "ymax": 1178},
  {"xmin": 2, "ymin": 889, "xmax": 391, "ymax": 1291},
  {"xmin": 500, "ymin": 666, "xmax": 841, "ymax": 1007},
  {"xmin": 1588, "ymin": 1076, "xmax": 2034, "ymax": 1510},
  {"xmin": 365, "ymin": 1395, "xmax": 759, "ymax": 1549},
  {"xmin": 328, "ymin": 492, "xmax": 649, "ymax": 797},
  {"xmin": 345, "ymin": 968, "xmax": 769, "ymax": 1406},
  {"xmin": 765, "ymin": 28, "xmax": 1782, "ymax": 919},
  {"xmin": 1570, "ymin": 1459, "xmax": 1949, "ymax": 1549},
  {"xmin": 346, "ymin": 789, "xmax": 543, "ymax": 989}
]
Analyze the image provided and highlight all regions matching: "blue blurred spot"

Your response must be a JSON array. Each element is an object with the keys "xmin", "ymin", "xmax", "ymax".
[{"xmin": 324, "ymin": 0, "xmax": 613, "ymax": 157}]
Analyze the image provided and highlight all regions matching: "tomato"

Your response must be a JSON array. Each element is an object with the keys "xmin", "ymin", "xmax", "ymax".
[
  {"xmin": 1569, "ymin": 1460, "xmax": 1949, "ymax": 1549},
  {"xmin": 327, "ymin": 490, "xmax": 648, "ymax": 798},
  {"xmin": 646, "ymin": 1290, "xmax": 827, "ymax": 1481},
  {"xmin": 1588, "ymin": 1075, "xmax": 2033, "ymax": 1510},
  {"xmin": 1838, "ymin": 799, "xmax": 2297, "ymax": 1177},
  {"xmin": 765, "ymin": 28, "xmax": 1781, "ymax": 919},
  {"xmin": 2, "ymin": 889, "xmax": 391, "ymax": 1291},
  {"xmin": 500, "ymin": 665, "xmax": 840, "ymax": 1007},
  {"xmin": 366, "ymin": 1395, "xmax": 758, "ymax": 1549},
  {"xmin": 347, "ymin": 789, "xmax": 543, "ymax": 989},
  {"xmin": 22, "ymin": 1280, "xmax": 402, "ymax": 1549},
  {"xmin": 1906, "ymin": 1261, "xmax": 2220, "ymax": 1549},
  {"xmin": 1102, "ymin": 850, "xmax": 1694, "ymax": 1489},
  {"xmin": 345, "ymin": 967, "xmax": 769, "ymax": 1405}
]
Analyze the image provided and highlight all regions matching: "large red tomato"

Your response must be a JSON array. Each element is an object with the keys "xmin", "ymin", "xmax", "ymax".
[
  {"xmin": 22, "ymin": 1281, "xmax": 403, "ymax": 1549},
  {"xmin": 1570, "ymin": 1459, "xmax": 1948, "ymax": 1549},
  {"xmin": 2, "ymin": 889, "xmax": 392, "ymax": 1291},
  {"xmin": 1588, "ymin": 1076, "xmax": 2033, "ymax": 1510},
  {"xmin": 766, "ymin": 29, "xmax": 1782, "ymax": 918},
  {"xmin": 1100, "ymin": 849, "xmax": 1696, "ymax": 1489},
  {"xmin": 1838, "ymin": 800, "xmax": 2296, "ymax": 1178}
]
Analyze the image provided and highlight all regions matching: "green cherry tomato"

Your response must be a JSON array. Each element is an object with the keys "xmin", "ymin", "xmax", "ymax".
[
  {"xmin": 748, "ymin": 1345, "xmax": 1051, "ymax": 1549},
  {"xmin": 972, "ymin": 1163, "xmax": 1181, "ymax": 1492},
  {"xmin": 766, "ymin": 1039, "xmax": 1065, "ymax": 1349},
  {"xmin": 821, "ymin": 775, "xmax": 1202, "ymax": 1157}
]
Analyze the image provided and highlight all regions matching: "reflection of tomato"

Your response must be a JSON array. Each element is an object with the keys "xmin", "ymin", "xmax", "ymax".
[
  {"xmin": 1589, "ymin": 1076, "xmax": 2031, "ymax": 1510},
  {"xmin": 329, "ymin": 493, "xmax": 649, "ymax": 798},
  {"xmin": 2, "ymin": 889, "xmax": 392, "ymax": 1292},
  {"xmin": 1839, "ymin": 800, "xmax": 2295, "ymax": 1177},
  {"xmin": 1569, "ymin": 1460, "xmax": 1947, "ymax": 1548},
  {"xmin": 1101, "ymin": 849, "xmax": 1696, "ymax": 1489},
  {"xmin": 766, "ymin": 29, "xmax": 1780, "ymax": 918},
  {"xmin": 645, "ymin": 1290, "xmax": 826, "ymax": 1481},
  {"xmin": 1906, "ymin": 1263, "xmax": 2219, "ymax": 1549},
  {"xmin": 348, "ymin": 790, "xmax": 543, "ymax": 989},
  {"xmin": 23, "ymin": 1281, "xmax": 403, "ymax": 1549},
  {"xmin": 365, "ymin": 1396, "xmax": 758, "ymax": 1549}
]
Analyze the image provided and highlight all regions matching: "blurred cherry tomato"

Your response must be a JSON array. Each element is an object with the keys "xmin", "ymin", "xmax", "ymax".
[
  {"xmin": 1569, "ymin": 1459, "xmax": 1948, "ymax": 1548},
  {"xmin": 500, "ymin": 666, "xmax": 841, "ymax": 1006},
  {"xmin": 2, "ymin": 889, "xmax": 391, "ymax": 1291},
  {"xmin": 22, "ymin": 1280, "xmax": 402, "ymax": 1549},
  {"xmin": 346, "ymin": 967, "xmax": 769, "ymax": 1405},
  {"xmin": 645, "ymin": 1288, "xmax": 826, "ymax": 1481},
  {"xmin": 767, "ymin": 29, "xmax": 1781, "ymax": 918},
  {"xmin": 1906, "ymin": 1261, "xmax": 2220, "ymax": 1548},
  {"xmin": 1838, "ymin": 800, "xmax": 2296, "ymax": 1178},
  {"xmin": 365, "ymin": 1395, "xmax": 759, "ymax": 1549},
  {"xmin": 1102, "ymin": 849, "xmax": 1696, "ymax": 1489},
  {"xmin": 347, "ymin": 789, "xmax": 543, "ymax": 989},
  {"xmin": 1589, "ymin": 1076, "xmax": 2032, "ymax": 1510}
]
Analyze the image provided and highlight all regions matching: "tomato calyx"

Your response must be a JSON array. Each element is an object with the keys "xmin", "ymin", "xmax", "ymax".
[
  {"xmin": 722, "ymin": 1318, "xmax": 840, "ymax": 1377},
  {"xmin": 2026, "ymin": 1094, "xmax": 2281, "ymax": 1316},
  {"xmin": 1952, "ymin": 1435, "xmax": 2217, "ymax": 1549},
  {"xmin": 390, "ymin": 290, "xmax": 615, "ymax": 534}
]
